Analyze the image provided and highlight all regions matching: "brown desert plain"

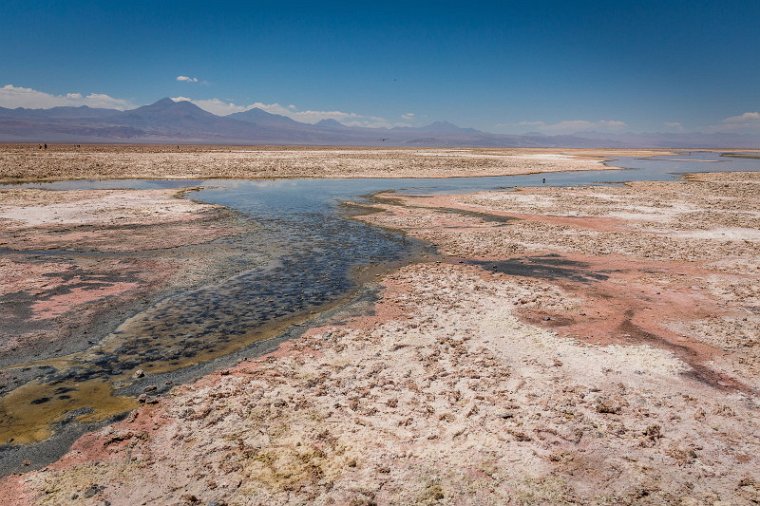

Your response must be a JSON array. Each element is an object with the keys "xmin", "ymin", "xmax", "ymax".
[{"xmin": 0, "ymin": 145, "xmax": 759, "ymax": 505}]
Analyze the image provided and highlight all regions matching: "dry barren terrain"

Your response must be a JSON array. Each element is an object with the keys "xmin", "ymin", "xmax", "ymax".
[
  {"xmin": 2, "ymin": 168, "xmax": 758, "ymax": 504},
  {"xmin": 0, "ymin": 145, "xmax": 677, "ymax": 182}
]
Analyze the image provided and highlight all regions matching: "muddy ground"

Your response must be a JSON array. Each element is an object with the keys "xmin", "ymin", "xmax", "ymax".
[
  {"xmin": 0, "ymin": 188, "xmax": 251, "ymax": 363},
  {"xmin": 0, "ymin": 188, "xmax": 265, "ymax": 471},
  {"xmin": 2, "ymin": 170, "xmax": 758, "ymax": 504},
  {"xmin": 0, "ymin": 145, "xmax": 679, "ymax": 182}
]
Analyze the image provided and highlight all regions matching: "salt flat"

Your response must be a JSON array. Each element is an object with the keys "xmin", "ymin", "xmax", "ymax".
[
  {"xmin": 0, "ymin": 145, "xmax": 675, "ymax": 182},
  {"xmin": 1, "ymin": 149, "xmax": 759, "ymax": 504}
]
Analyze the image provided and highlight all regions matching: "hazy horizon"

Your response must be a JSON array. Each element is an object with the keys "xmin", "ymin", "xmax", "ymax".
[{"xmin": 1, "ymin": 0, "xmax": 759, "ymax": 138}]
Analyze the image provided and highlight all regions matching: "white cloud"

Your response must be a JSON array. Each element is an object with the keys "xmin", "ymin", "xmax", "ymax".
[
  {"xmin": 723, "ymin": 112, "xmax": 760, "ymax": 124},
  {"xmin": 176, "ymin": 75, "xmax": 199, "ymax": 83},
  {"xmin": 401, "ymin": 112, "xmax": 415, "ymax": 120},
  {"xmin": 0, "ymin": 84, "xmax": 135, "ymax": 110},
  {"xmin": 172, "ymin": 97, "xmax": 247, "ymax": 115},
  {"xmin": 704, "ymin": 111, "xmax": 760, "ymax": 133},
  {"xmin": 514, "ymin": 119, "xmax": 627, "ymax": 135},
  {"xmin": 172, "ymin": 96, "xmax": 400, "ymax": 128}
]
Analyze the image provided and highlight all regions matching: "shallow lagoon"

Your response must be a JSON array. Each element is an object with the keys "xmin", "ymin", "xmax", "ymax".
[{"xmin": 1, "ymin": 151, "xmax": 758, "ymax": 461}]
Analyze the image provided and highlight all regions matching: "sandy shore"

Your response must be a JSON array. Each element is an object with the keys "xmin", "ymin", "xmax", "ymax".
[
  {"xmin": 3, "ymin": 170, "xmax": 758, "ymax": 504},
  {"xmin": 0, "ymin": 145, "xmax": 679, "ymax": 182}
]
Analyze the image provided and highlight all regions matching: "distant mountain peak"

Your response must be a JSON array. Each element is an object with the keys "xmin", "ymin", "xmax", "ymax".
[
  {"xmin": 235, "ymin": 107, "xmax": 269, "ymax": 116},
  {"xmin": 316, "ymin": 119, "xmax": 346, "ymax": 128},
  {"xmin": 228, "ymin": 107, "xmax": 300, "ymax": 127},
  {"xmin": 428, "ymin": 120, "xmax": 458, "ymax": 128},
  {"xmin": 138, "ymin": 97, "xmax": 205, "ymax": 111},
  {"xmin": 3, "ymin": 98, "xmax": 759, "ymax": 147},
  {"xmin": 418, "ymin": 120, "xmax": 479, "ymax": 134},
  {"xmin": 127, "ymin": 98, "xmax": 215, "ymax": 118}
]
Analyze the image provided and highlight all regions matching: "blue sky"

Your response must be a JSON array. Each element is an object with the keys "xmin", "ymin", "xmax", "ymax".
[{"xmin": 1, "ymin": 0, "xmax": 759, "ymax": 134}]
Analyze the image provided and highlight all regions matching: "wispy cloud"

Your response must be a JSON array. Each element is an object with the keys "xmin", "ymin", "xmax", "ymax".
[
  {"xmin": 509, "ymin": 119, "xmax": 627, "ymax": 135},
  {"xmin": 704, "ymin": 111, "xmax": 760, "ymax": 133},
  {"xmin": 176, "ymin": 75, "xmax": 199, "ymax": 83},
  {"xmin": 0, "ymin": 84, "xmax": 136, "ymax": 110},
  {"xmin": 401, "ymin": 112, "xmax": 416, "ymax": 121},
  {"xmin": 0, "ymin": 85, "xmax": 413, "ymax": 128},
  {"xmin": 171, "ymin": 97, "xmax": 244, "ymax": 115},
  {"xmin": 723, "ymin": 111, "xmax": 760, "ymax": 124},
  {"xmin": 172, "ymin": 96, "xmax": 407, "ymax": 128}
]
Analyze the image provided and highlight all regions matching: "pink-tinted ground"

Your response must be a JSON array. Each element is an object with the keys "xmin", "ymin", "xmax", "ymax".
[
  {"xmin": 0, "ymin": 188, "xmax": 242, "ymax": 357},
  {"xmin": 3, "ymin": 171, "xmax": 758, "ymax": 505},
  {"xmin": 0, "ymin": 187, "xmax": 252, "ymax": 452}
]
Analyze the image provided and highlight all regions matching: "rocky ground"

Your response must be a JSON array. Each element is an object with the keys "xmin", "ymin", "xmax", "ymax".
[
  {"xmin": 0, "ymin": 145, "xmax": 676, "ymax": 182},
  {"xmin": 2, "ymin": 171, "xmax": 758, "ymax": 504}
]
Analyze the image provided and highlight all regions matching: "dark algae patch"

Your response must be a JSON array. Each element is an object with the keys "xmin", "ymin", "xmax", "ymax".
[
  {"xmin": 466, "ymin": 255, "xmax": 611, "ymax": 283},
  {"xmin": 0, "ymin": 183, "xmax": 422, "ymax": 473}
]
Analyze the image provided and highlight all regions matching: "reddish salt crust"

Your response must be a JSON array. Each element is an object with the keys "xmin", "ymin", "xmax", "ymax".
[
  {"xmin": 0, "ymin": 475, "xmax": 33, "ymax": 506},
  {"xmin": 0, "ymin": 259, "xmax": 72, "ymax": 297},
  {"xmin": 0, "ymin": 270, "xmax": 417, "ymax": 494},
  {"xmin": 47, "ymin": 405, "xmax": 169, "ymax": 470},
  {"xmin": 31, "ymin": 282, "xmax": 139, "ymax": 320},
  {"xmin": 0, "ymin": 257, "xmax": 179, "ymax": 355},
  {"xmin": 369, "ymin": 188, "xmax": 758, "ymax": 394},
  {"xmin": 0, "ymin": 187, "xmax": 244, "ymax": 354},
  {"xmin": 338, "ymin": 278, "xmax": 411, "ymax": 333},
  {"xmin": 467, "ymin": 253, "xmax": 755, "ymax": 392}
]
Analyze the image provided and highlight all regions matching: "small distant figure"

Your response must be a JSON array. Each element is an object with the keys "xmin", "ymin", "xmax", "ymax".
[
  {"xmin": 542, "ymin": 177, "xmax": 546, "ymax": 184},
  {"xmin": 44, "ymin": 144, "xmax": 48, "ymax": 149},
  {"xmin": 38, "ymin": 144, "xmax": 42, "ymax": 149}
]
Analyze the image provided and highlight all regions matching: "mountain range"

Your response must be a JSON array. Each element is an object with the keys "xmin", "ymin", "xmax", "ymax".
[{"xmin": 0, "ymin": 98, "xmax": 757, "ymax": 148}]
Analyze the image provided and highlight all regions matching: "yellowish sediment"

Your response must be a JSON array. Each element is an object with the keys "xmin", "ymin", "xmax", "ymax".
[
  {"xmin": 0, "ymin": 380, "xmax": 136, "ymax": 445},
  {"xmin": 0, "ymin": 187, "xmax": 248, "ymax": 446}
]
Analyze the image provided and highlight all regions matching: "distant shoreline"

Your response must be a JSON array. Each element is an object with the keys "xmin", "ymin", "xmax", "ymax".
[{"xmin": 0, "ymin": 146, "xmax": 684, "ymax": 184}]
